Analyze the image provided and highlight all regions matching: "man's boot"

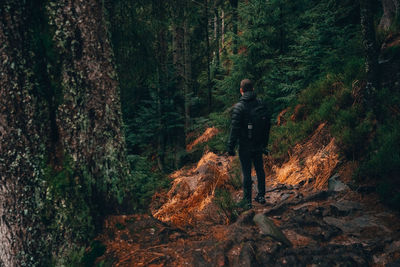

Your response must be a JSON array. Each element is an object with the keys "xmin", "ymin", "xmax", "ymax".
[{"xmin": 254, "ymin": 194, "xmax": 266, "ymax": 204}]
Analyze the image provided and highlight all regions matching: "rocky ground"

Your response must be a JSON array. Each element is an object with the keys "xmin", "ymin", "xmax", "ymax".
[{"xmin": 95, "ymin": 127, "xmax": 400, "ymax": 266}]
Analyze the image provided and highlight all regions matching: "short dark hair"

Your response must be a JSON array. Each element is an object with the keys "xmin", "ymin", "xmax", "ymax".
[{"xmin": 240, "ymin": 79, "xmax": 253, "ymax": 92}]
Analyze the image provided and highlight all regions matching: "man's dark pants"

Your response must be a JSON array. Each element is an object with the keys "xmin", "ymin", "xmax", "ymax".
[{"xmin": 239, "ymin": 149, "xmax": 265, "ymax": 203}]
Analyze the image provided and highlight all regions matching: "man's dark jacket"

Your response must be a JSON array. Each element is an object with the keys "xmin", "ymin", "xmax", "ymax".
[{"xmin": 227, "ymin": 91, "xmax": 269, "ymax": 154}]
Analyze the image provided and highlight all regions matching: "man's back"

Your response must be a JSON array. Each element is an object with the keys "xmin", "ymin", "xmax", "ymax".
[{"xmin": 227, "ymin": 91, "xmax": 270, "ymax": 153}]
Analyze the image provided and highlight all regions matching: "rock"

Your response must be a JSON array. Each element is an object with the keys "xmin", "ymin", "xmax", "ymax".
[
  {"xmin": 238, "ymin": 242, "xmax": 258, "ymax": 267},
  {"xmin": 311, "ymin": 206, "xmax": 324, "ymax": 217},
  {"xmin": 328, "ymin": 174, "xmax": 349, "ymax": 192},
  {"xmin": 192, "ymin": 250, "xmax": 209, "ymax": 267},
  {"xmin": 386, "ymin": 258, "xmax": 400, "ymax": 267},
  {"xmin": 284, "ymin": 229, "xmax": 317, "ymax": 247},
  {"xmin": 303, "ymin": 190, "xmax": 330, "ymax": 202},
  {"xmin": 323, "ymin": 215, "xmax": 388, "ymax": 234},
  {"xmin": 356, "ymin": 185, "xmax": 376, "ymax": 194},
  {"xmin": 253, "ymin": 213, "xmax": 292, "ymax": 247},
  {"xmin": 266, "ymin": 183, "xmax": 287, "ymax": 192},
  {"xmin": 329, "ymin": 200, "xmax": 362, "ymax": 216},
  {"xmin": 280, "ymin": 193, "xmax": 292, "ymax": 201},
  {"xmin": 236, "ymin": 210, "xmax": 255, "ymax": 226}
]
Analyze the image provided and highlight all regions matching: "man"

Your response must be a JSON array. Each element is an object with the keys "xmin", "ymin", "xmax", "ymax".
[{"xmin": 227, "ymin": 79, "xmax": 270, "ymax": 209}]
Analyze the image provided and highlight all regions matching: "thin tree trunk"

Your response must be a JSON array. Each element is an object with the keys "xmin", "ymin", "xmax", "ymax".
[
  {"xmin": 279, "ymin": 3, "xmax": 284, "ymax": 53},
  {"xmin": 222, "ymin": 9, "xmax": 225, "ymax": 46},
  {"xmin": 172, "ymin": 19, "xmax": 186, "ymax": 168},
  {"xmin": 205, "ymin": 0, "xmax": 212, "ymax": 111},
  {"xmin": 230, "ymin": 0, "xmax": 239, "ymax": 54},
  {"xmin": 184, "ymin": 15, "xmax": 192, "ymax": 133},
  {"xmin": 214, "ymin": 7, "xmax": 221, "ymax": 66},
  {"xmin": 360, "ymin": 0, "xmax": 380, "ymax": 104},
  {"xmin": 155, "ymin": 1, "xmax": 168, "ymax": 171}
]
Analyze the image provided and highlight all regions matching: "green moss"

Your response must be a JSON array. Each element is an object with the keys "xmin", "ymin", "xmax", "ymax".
[{"xmin": 30, "ymin": 0, "xmax": 63, "ymax": 106}]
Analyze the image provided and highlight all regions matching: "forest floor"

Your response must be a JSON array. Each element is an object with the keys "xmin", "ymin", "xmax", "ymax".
[{"xmin": 95, "ymin": 126, "xmax": 400, "ymax": 266}]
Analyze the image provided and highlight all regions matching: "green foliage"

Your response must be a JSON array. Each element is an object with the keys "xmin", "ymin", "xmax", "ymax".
[
  {"xmin": 214, "ymin": 188, "xmax": 240, "ymax": 222},
  {"xmin": 377, "ymin": 182, "xmax": 400, "ymax": 210},
  {"xmin": 82, "ymin": 241, "xmax": 107, "ymax": 267},
  {"xmin": 359, "ymin": 122, "xmax": 400, "ymax": 179},
  {"xmin": 357, "ymin": 117, "xmax": 400, "ymax": 210},
  {"xmin": 268, "ymin": 69, "xmax": 376, "ymax": 160},
  {"xmin": 54, "ymin": 246, "xmax": 86, "ymax": 267},
  {"xmin": 126, "ymin": 155, "xmax": 170, "ymax": 212},
  {"xmin": 332, "ymin": 110, "xmax": 375, "ymax": 158},
  {"xmin": 54, "ymin": 241, "xmax": 106, "ymax": 267}
]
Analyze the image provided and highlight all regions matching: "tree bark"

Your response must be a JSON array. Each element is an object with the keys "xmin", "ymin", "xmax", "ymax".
[
  {"xmin": 205, "ymin": 0, "xmax": 212, "ymax": 111},
  {"xmin": 222, "ymin": 9, "xmax": 225, "ymax": 46},
  {"xmin": 1, "ymin": 0, "xmax": 129, "ymax": 264},
  {"xmin": 230, "ymin": 0, "xmax": 239, "ymax": 54},
  {"xmin": 379, "ymin": 0, "xmax": 400, "ymax": 31},
  {"xmin": 49, "ymin": 0, "xmax": 129, "ymax": 204},
  {"xmin": 172, "ymin": 14, "xmax": 186, "ymax": 168},
  {"xmin": 184, "ymin": 15, "xmax": 192, "ymax": 133},
  {"xmin": 0, "ymin": 1, "xmax": 49, "ymax": 265},
  {"xmin": 214, "ymin": 7, "xmax": 221, "ymax": 66},
  {"xmin": 360, "ymin": 0, "xmax": 380, "ymax": 103},
  {"xmin": 155, "ymin": 1, "xmax": 168, "ymax": 171}
]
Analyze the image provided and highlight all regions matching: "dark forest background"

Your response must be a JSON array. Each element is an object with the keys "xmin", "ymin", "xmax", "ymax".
[
  {"xmin": 107, "ymin": 0, "xmax": 399, "ymax": 211},
  {"xmin": 0, "ymin": 0, "xmax": 399, "ymax": 265}
]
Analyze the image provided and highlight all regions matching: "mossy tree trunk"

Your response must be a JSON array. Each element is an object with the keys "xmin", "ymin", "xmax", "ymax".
[
  {"xmin": 0, "ymin": 1, "xmax": 49, "ymax": 265},
  {"xmin": 0, "ymin": 0, "xmax": 129, "ymax": 264},
  {"xmin": 47, "ymin": 0, "xmax": 129, "ymax": 212}
]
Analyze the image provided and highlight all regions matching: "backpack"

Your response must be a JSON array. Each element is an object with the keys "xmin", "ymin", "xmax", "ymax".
[{"xmin": 242, "ymin": 100, "xmax": 271, "ymax": 147}]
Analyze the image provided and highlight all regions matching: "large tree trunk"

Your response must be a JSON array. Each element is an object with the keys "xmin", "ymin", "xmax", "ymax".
[
  {"xmin": 0, "ymin": 2, "xmax": 48, "ymax": 265},
  {"xmin": 1, "ymin": 0, "xmax": 129, "ymax": 264},
  {"xmin": 48, "ymin": 0, "xmax": 129, "ymax": 211}
]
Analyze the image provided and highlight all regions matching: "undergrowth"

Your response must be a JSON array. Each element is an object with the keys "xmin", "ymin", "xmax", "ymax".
[
  {"xmin": 127, "ymin": 155, "xmax": 170, "ymax": 212},
  {"xmin": 214, "ymin": 188, "xmax": 240, "ymax": 223}
]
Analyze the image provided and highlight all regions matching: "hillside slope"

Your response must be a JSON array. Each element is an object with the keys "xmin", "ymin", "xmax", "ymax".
[{"xmin": 95, "ymin": 127, "xmax": 400, "ymax": 266}]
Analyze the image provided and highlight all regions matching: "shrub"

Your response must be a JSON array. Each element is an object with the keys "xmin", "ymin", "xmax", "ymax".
[
  {"xmin": 358, "ymin": 121, "xmax": 400, "ymax": 180},
  {"xmin": 214, "ymin": 188, "xmax": 240, "ymax": 223},
  {"xmin": 126, "ymin": 155, "xmax": 170, "ymax": 212}
]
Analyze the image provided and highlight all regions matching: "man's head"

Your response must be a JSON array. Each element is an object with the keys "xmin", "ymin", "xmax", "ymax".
[{"xmin": 240, "ymin": 79, "xmax": 253, "ymax": 95}]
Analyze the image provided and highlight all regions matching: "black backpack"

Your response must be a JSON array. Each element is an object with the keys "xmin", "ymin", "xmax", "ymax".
[{"xmin": 242, "ymin": 100, "xmax": 271, "ymax": 147}]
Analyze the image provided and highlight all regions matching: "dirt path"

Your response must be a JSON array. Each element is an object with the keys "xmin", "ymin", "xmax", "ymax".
[
  {"xmin": 96, "ymin": 178, "xmax": 400, "ymax": 266},
  {"xmin": 95, "ymin": 127, "xmax": 400, "ymax": 266}
]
